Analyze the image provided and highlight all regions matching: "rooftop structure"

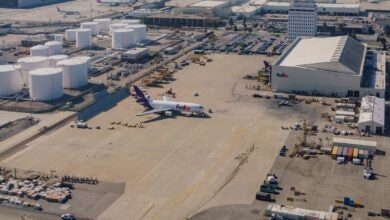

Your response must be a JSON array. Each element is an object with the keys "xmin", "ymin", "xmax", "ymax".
[
  {"xmin": 358, "ymin": 96, "xmax": 385, "ymax": 134},
  {"xmin": 265, "ymin": 204, "xmax": 338, "ymax": 220},
  {"xmin": 144, "ymin": 13, "xmax": 222, "ymax": 27},
  {"xmin": 122, "ymin": 47, "xmax": 149, "ymax": 61},
  {"xmin": 277, "ymin": 36, "xmax": 365, "ymax": 75},
  {"xmin": 361, "ymin": 51, "xmax": 386, "ymax": 90},
  {"xmin": 271, "ymin": 36, "xmax": 385, "ymax": 98},
  {"xmin": 261, "ymin": 2, "xmax": 359, "ymax": 15},
  {"xmin": 231, "ymin": 4, "xmax": 259, "ymax": 17},
  {"xmin": 189, "ymin": 0, "xmax": 227, "ymax": 8},
  {"xmin": 333, "ymin": 137, "xmax": 377, "ymax": 152}
]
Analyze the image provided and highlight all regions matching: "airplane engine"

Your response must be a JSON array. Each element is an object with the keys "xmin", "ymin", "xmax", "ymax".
[{"xmin": 164, "ymin": 111, "xmax": 173, "ymax": 117}]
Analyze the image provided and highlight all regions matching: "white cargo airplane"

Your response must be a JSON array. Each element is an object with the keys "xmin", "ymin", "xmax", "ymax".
[{"xmin": 133, "ymin": 86, "xmax": 205, "ymax": 117}]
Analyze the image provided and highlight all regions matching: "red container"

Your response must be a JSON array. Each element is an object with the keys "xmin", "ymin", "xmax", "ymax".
[{"xmin": 347, "ymin": 147, "xmax": 354, "ymax": 161}]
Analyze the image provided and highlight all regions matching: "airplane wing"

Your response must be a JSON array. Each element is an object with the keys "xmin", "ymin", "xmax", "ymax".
[{"xmin": 136, "ymin": 108, "xmax": 172, "ymax": 116}]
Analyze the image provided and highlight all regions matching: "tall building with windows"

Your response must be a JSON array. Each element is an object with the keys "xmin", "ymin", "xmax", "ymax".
[{"xmin": 288, "ymin": 1, "xmax": 317, "ymax": 42}]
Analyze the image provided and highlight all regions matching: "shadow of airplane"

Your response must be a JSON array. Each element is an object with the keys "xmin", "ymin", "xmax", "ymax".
[{"xmin": 141, "ymin": 112, "xmax": 211, "ymax": 123}]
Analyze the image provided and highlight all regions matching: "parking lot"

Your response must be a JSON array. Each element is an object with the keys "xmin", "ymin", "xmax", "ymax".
[
  {"xmin": 201, "ymin": 31, "xmax": 287, "ymax": 55},
  {"xmin": 263, "ymin": 130, "xmax": 390, "ymax": 220},
  {"xmin": 1, "ymin": 53, "xmax": 304, "ymax": 219}
]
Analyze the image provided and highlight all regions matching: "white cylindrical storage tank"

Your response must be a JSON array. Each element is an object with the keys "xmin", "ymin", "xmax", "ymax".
[
  {"xmin": 125, "ymin": 24, "xmax": 146, "ymax": 43},
  {"xmin": 121, "ymin": 19, "xmax": 140, "ymax": 25},
  {"xmin": 17, "ymin": 56, "xmax": 49, "ymax": 85},
  {"xmin": 65, "ymin": 29, "xmax": 77, "ymax": 41},
  {"xmin": 45, "ymin": 41, "xmax": 63, "ymax": 55},
  {"xmin": 73, "ymin": 56, "xmax": 91, "ymax": 71},
  {"xmin": 54, "ymin": 34, "xmax": 64, "ymax": 42},
  {"xmin": 48, "ymin": 54, "xmax": 69, "ymax": 67},
  {"xmin": 81, "ymin": 22, "xmax": 99, "ymax": 36},
  {"xmin": 112, "ymin": 29, "xmax": 135, "ymax": 49},
  {"xmin": 93, "ymin": 18, "xmax": 111, "ymax": 32},
  {"xmin": 29, "ymin": 68, "xmax": 63, "ymax": 101},
  {"xmin": 76, "ymin": 29, "xmax": 91, "ymax": 49},
  {"xmin": 0, "ymin": 65, "xmax": 22, "ymax": 96},
  {"xmin": 57, "ymin": 58, "xmax": 88, "ymax": 89},
  {"xmin": 110, "ymin": 23, "xmax": 127, "ymax": 35},
  {"xmin": 30, "ymin": 45, "xmax": 49, "ymax": 56},
  {"xmin": 18, "ymin": 56, "xmax": 49, "ymax": 71}
]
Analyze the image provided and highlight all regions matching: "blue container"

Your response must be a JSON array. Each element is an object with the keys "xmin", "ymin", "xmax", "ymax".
[{"xmin": 344, "ymin": 197, "xmax": 350, "ymax": 205}]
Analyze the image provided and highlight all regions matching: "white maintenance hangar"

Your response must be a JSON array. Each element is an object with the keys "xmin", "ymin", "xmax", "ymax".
[
  {"xmin": 271, "ymin": 36, "xmax": 385, "ymax": 98},
  {"xmin": 358, "ymin": 96, "xmax": 385, "ymax": 135}
]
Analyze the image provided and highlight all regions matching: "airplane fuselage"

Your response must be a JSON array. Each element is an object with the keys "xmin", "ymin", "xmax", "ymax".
[{"xmin": 150, "ymin": 100, "xmax": 204, "ymax": 114}]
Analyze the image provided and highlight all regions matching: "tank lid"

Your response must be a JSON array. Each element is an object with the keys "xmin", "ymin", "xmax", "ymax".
[
  {"xmin": 45, "ymin": 41, "xmax": 62, "ymax": 46},
  {"xmin": 113, "ymin": 28, "xmax": 134, "ymax": 33},
  {"xmin": 49, "ymin": 55, "xmax": 69, "ymax": 60},
  {"xmin": 0, "ymin": 65, "xmax": 19, "ymax": 72},
  {"xmin": 76, "ymin": 29, "xmax": 91, "ymax": 33},
  {"xmin": 57, "ymin": 58, "xmax": 87, "ymax": 66},
  {"xmin": 30, "ymin": 67, "xmax": 62, "ymax": 76},
  {"xmin": 18, "ymin": 56, "xmax": 48, "ymax": 63},
  {"xmin": 31, "ymin": 45, "xmax": 49, "ymax": 49}
]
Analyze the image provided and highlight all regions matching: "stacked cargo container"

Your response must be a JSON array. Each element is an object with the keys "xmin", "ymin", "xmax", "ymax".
[
  {"xmin": 347, "ymin": 148, "xmax": 353, "ymax": 161},
  {"xmin": 332, "ymin": 145, "xmax": 372, "ymax": 161},
  {"xmin": 353, "ymin": 148, "xmax": 359, "ymax": 159},
  {"xmin": 331, "ymin": 146, "xmax": 338, "ymax": 159}
]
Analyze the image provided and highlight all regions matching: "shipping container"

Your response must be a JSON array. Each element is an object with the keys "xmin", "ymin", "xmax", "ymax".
[
  {"xmin": 332, "ymin": 146, "xmax": 338, "ymax": 159},
  {"xmin": 337, "ymin": 147, "xmax": 343, "ymax": 157},
  {"xmin": 363, "ymin": 150, "xmax": 369, "ymax": 159},
  {"xmin": 353, "ymin": 148, "xmax": 359, "ymax": 158},
  {"xmin": 358, "ymin": 149, "xmax": 364, "ymax": 159},
  {"xmin": 342, "ymin": 147, "xmax": 348, "ymax": 158},
  {"xmin": 347, "ymin": 147, "xmax": 354, "ymax": 161}
]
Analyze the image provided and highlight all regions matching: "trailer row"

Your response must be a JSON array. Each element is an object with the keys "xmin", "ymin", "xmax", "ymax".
[{"xmin": 331, "ymin": 146, "xmax": 370, "ymax": 162}]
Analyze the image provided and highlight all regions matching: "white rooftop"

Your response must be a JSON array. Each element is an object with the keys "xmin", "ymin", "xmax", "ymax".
[
  {"xmin": 317, "ymin": 3, "xmax": 360, "ymax": 9},
  {"xmin": 358, "ymin": 96, "xmax": 385, "ymax": 126},
  {"xmin": 124, "ymin": 47, "xmax": 149, "ymax": 55},
  {"xmin": 231, "ymin": 4, "xmax": 258, "ymax": 13},
  {"xmin": 333, "ymin": 137, "xmax": 377, "ymax": 148},
  {"xmin": 249, "ymin": 0, "xmax": 267, "ymax": 6},
  {"xmin": 190, "ymin": 1, "xmax": 226, "ymax": 8},
  {"xmin": 267, "ymin": 204, "xmax": 337, "ymax": 220},
  {"xmin": 276, "ymin": 36, "xmax": 366, "ymax": 75},
  {"xmin": 265, "ymin": 2, "xmax": 289, "ymax": 7}
]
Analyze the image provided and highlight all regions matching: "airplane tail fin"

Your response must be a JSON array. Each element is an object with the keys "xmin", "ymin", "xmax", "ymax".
[{"xmin": 133, "ymin": 86, "xmax": 153, "ymax": 109}]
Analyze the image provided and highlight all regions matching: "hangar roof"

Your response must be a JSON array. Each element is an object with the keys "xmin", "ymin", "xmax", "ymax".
[
  {"xmin": 276, "ymin": 36, "xmax": 366, "ymax": 75},
  {"xmin": 358, "ymin": 96, "xmax": 385, "ymax": 126}
]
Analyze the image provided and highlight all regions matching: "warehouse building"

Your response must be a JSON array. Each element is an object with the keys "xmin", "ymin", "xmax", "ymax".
[
  {"xmin": 358, "ymin": 96, "xmax": 385, "ymax": 135},
  {"xmin": 144, "ymin": 13, "xmax": 222, "ymax": 28},
  {"xmin": 177, "ymin": 1, "xmax": 229, "ymax": 17},
  {"xmin": 271, "ymin": 36, "xmax": 386, "ymax": 98},
  {"xmin": 333, "ymin": 137, "xmax": 377, "ymax": 153},
  {"xmin": 0, "ymin": 0, "xmax": 69, "ymax": 8},
  {"xmin": 231, "ymin": 4, "xmax": 259, "ymax": 17},
  {"xmin": 122, "ymin": 47, "xmax": 149, "ymax": 61},
  {"xmin": 260, "ymin": 2, "xmax": 360, "ymax": 16}
]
